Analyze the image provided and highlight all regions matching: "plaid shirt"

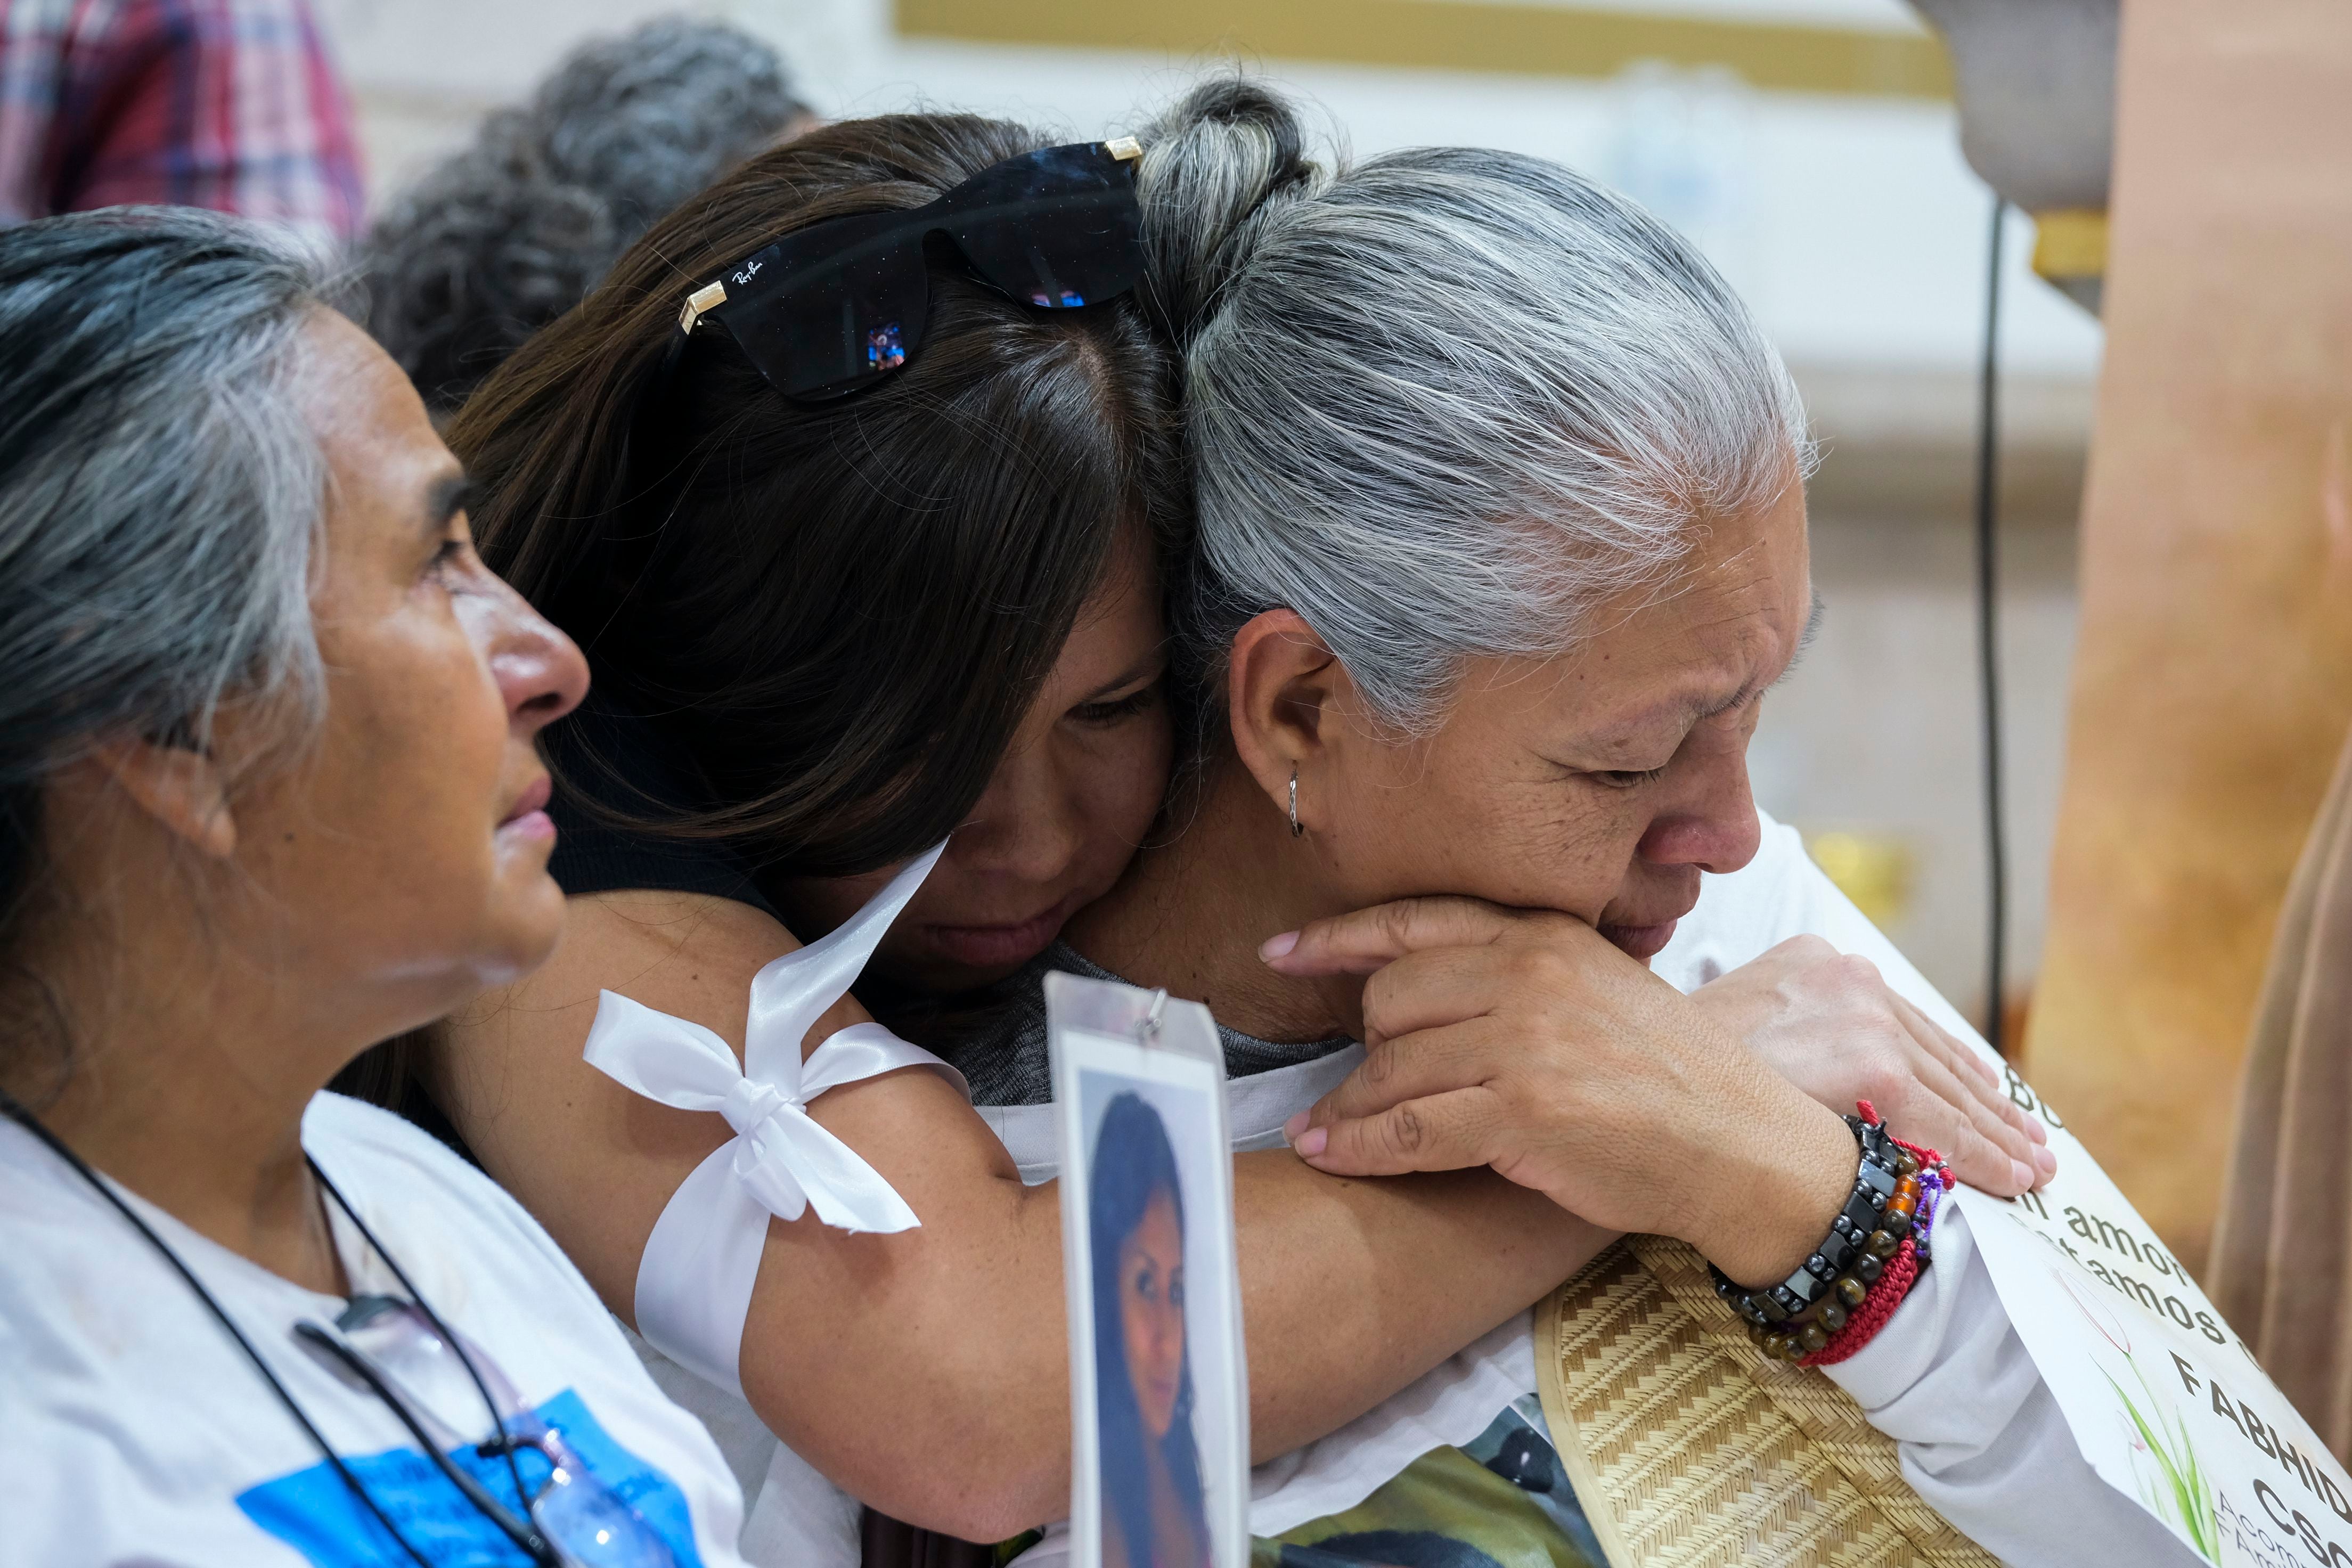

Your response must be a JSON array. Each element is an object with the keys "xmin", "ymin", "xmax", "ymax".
[{"xmin": 0, "ymin": 0, "xmax": 362, "ymax": 244}]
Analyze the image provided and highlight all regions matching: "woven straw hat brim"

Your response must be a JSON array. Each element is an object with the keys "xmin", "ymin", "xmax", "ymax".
[{"xmin": 1534, "ymin": 1236, "xmax": 2003, "ymax": 1568}]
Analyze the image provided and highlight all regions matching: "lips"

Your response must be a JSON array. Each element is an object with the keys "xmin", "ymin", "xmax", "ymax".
[
  {"xmin": 496, "ymin": 773, "xmax": 554, "ymax": 840},
  {"xmin": 1598, "ymin": 889, "xmax": 1701, "ymax": 963},
  {"xmin": 917, "ymin": 889, "xmax": 1087, "ymax": 970},
  {"xmin": 1599, "ymin": 918, "xmax": 1681, "ymax": 962}
]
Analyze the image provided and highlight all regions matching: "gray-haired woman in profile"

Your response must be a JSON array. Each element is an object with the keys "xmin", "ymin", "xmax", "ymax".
[
  {"xmin": 951, "ymin": 80, "xmax": 2193, "ymax": 1567},
  {"xmin": 0, "ymin": 208, "xmax": 755, "ymax": 1567}
]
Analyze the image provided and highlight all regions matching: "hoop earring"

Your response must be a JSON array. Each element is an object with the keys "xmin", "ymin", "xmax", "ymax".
[{"xmin": 1289, "ymin": 765, "xmax": 1304, "ymax": 838}]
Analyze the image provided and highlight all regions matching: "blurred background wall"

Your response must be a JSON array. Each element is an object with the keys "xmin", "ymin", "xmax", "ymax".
[{"xmin": 317, "ymin": 0, "xmax": 2102, "ymax": 1027}]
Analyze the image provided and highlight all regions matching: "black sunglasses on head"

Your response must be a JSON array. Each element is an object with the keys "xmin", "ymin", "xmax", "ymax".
[{"xmin": 676, "ymin": 137, "xmax": 1147, "ymax": 403}]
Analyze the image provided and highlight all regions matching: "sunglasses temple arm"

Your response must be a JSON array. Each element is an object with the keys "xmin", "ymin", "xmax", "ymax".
[
  {"xmin": 295, "ymin": 1325, "xmax": 559, "ymax": 1568},
  {"xmin": 434, "ymin": 1313, "xmax": 535, "ymax": 1431}
]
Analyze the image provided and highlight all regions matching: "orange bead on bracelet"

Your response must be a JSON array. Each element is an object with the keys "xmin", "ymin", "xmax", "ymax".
[{"xmin": 1736, "ymin": 1104, "xmax": 1953, "ymax": 1366}]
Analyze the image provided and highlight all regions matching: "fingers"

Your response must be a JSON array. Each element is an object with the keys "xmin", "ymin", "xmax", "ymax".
[
  {"xmin": 1261, "ymin": 896, "xmax": 1576, "ymax": 978},
  {"xmin": 1289, "ymin": 1020, "xmax": 1505, "ymax": 1131},
  {"xmin": 1890, "ymin": 993, "xmax": 2055, "ymax": 1177},
  {"xmin": 1905, "ymin": 1000, "xmax": 2002, "ymax": 1089},
  {"xmin": 1357, "ymin": 946, "xmax": 1521, "ymax": 1045},
  {"xmin": 1289, "ymin": 1084, "xmax": 1504, "ymax": 1178},
  {"xmin": 1883, "ymin": 1044, "xmax": 2036, "ymax": 1196}
]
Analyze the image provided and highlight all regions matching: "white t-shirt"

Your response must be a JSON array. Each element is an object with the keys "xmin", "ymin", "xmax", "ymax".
[{"xmin": 0, "ymin": 1090, "xmax": 753, "ymax": 1568}]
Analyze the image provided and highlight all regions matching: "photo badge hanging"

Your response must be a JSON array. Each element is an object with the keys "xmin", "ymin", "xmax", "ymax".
[{"xmin": 1049, "ymin": 971, "xmax": 1251, "ymax": 1568}]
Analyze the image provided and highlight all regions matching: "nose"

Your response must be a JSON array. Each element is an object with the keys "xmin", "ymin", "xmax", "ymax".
[
  {"xmin": 1152, "ymin": 1296, "xmax": 1185, "ymax": 1365},
  {"xmin": 480, "ymin": 576, "xmax": 588, "ymax": 740},
  {"xmin": 1637, "ymin": 736, "xmax": 1762, "ymax": 876},
  {"xmin": 951, "ymin": 734, "xmax": 1083, "ymax": 885}
]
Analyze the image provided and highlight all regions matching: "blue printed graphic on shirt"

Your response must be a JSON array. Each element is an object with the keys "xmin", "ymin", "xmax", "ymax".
[{"xmin": 236, "ymin": 1389, "xmax": 705, "ymax": 1567}]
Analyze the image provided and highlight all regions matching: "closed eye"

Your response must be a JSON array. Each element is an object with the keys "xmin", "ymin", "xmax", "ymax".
[
  {"xmin": 423, "ymin": 536, "xmax": 467, "ymax": 581},
  {"xmin": 1071, "ymin": 683, "xmax": 1161, "ymax": 728},
  {"xmin": 1591, "ymin": 765, "xmax": 1669, "ymax": 790}
]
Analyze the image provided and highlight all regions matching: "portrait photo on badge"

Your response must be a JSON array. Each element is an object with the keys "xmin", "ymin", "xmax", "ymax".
[{"xmin": 1049, "ymin": 972, "xmax": 1250, "ymax": 1568}]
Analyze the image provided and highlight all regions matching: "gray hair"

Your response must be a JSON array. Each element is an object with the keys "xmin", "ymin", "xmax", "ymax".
[
  {"xmin": 1138, "ymin": 79, "xmax": 1812, "ymax": 732},
  {"xmin": 358, "ymin": 17, "xmax": 812, "ymax": 413},
  {"xmin": 0, "ymin": 207, "xmax": 325, "ymax": 940}
]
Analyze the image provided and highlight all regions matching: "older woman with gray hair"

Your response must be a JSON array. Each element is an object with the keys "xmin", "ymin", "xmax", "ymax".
[
  {"xmin": 0, "ymin": 207, "xmax": 757, "ymax": 1566},
  {"xmin": 951, "ymin": 79, "xmax": 2193, "ymax": 1566}
]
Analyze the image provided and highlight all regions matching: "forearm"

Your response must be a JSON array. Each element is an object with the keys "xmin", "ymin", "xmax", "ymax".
[
  {"xmin": 451, "ymin": 891, "xmax": 1607, "ymax": 1541},
  {"xmin": 1237, "ymin": 1158, "xmax": 1612, "ymax": 1460},
  {"xmin": 766, "ymin": 1079, "xmax": 1610, "ymax": 1537}
]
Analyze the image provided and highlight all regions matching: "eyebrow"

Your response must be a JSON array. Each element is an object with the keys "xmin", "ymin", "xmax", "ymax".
[
  {"xmin": 422, "ymin": 472, "xmax": 478, "ymax": 537},
  {"xmin": 1769, "ymin": 589, "xmax": 1828, "ymax": 689},
  {"xmin": 1077, "ymin": 648, "xmax": 1168, "ymax": 704},
  {"xmin": 1679, "ymin": 589, "xmax": 1831, "ymax": 725},
  {"xmin": 1564, "ymin": 587, "xmax": 1826, "ymax": 755}
]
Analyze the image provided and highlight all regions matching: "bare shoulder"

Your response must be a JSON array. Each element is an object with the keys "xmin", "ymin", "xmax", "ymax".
[
  {"xmin": 424, "ymin": 889, "xmax": 867, "ymax": 1309},
  {"xmin": 521, "ymin": 888, "xmax": 818, "ymax": 1039}
]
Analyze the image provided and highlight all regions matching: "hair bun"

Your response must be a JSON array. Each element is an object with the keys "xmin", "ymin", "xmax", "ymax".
[{"xmin": 1136, "ymin": 76, "xmax": 1324, "ymax": 347}]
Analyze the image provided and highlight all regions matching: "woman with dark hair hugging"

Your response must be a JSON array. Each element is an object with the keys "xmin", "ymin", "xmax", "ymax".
[
  {"xmin": 1090, "ymin": 1095, "xmax": 1210, "ymax": 1568},
  {"xmin": 944, "ymin": 80, "xmax": 2200, "ymax": 1567},
  {"xmin": 388, "ymin": 94, "xmax": 2049, "ymax": 1568}
]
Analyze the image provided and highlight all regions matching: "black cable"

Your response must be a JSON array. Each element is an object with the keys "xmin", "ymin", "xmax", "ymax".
[
  {"xmin": 1975, "ymin": 195, "xmax": 2011, "ymax": 1055},
  {"xmin": 0, "ymin": 1089, "xmax": 437, "ymax": 1568}
]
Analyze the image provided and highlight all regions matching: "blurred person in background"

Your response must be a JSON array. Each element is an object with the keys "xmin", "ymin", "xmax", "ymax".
[
  {"xmin": 0, "ymin": 207, "xmax": 758, "ymax": 1567},
  {"xmin": 0, "ymin": 0, "xmax": 362, "ymax": 247},
  {"xmin": 357, "ymin": 15, "xmax": 815, "ymax": 416}
]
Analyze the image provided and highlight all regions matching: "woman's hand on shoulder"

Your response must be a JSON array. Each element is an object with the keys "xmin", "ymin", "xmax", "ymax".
[
  {"xmin": 1266, "ymin": 899, "xmax": 2038, "ymax": 1287},
  {"xmin": 1686, "ymin": 935, "xmax": 2054, "ymax": 1195}
]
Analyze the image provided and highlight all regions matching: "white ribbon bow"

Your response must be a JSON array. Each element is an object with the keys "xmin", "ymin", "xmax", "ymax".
[{"xmin": 580, "ymin": 844, "xmax": 963, "ymax": 1394}]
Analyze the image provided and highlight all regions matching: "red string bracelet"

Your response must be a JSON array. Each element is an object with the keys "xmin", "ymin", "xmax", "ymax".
[
  {"xmin": 1800, "ymin": 1237, "xmax": 1918, "ymax": 1366},
  {"xmin": 1796, "ymin": 1100, "xmax": 1951, "ymax": 1367}
]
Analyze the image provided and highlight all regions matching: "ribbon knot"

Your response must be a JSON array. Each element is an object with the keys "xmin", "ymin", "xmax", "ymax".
[
  {"xmin": 577, "ymin": 844, "xmax": 966, "ymax": 1396},
  {"xmin": 720, "ymin": 1077, "xmax": 794, "ymax": 1138}
]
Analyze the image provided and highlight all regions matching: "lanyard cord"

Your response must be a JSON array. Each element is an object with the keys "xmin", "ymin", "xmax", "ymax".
[
  {"xmin": 295, "ymin": 1324, "xmax": 556, "ymax": 1564},
  {"xmin": 0, "ymin": 1087, "xmax": 440, "ymax": 1568},
  {"xmin": 308, "ymin": 1161, "xmax": 537, "ymax": 1518}
]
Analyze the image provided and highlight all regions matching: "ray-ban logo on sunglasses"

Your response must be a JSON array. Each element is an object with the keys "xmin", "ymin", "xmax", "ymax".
[{"xmin": 732, "ymin": 259, "xmax": 765, "ymax": 287}]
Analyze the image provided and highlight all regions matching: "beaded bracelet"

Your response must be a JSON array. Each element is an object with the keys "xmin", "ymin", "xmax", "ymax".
[
  {"xmin": 1798, "ymin": 1120, "xmax": 1952, "ymax": 1366},
  {"xmin": 1901, "ymin": 1137, "xmax": 1949, "ymax": 1267},
  {"xmin": 1800, "ymin": 1236, "xmax": 1920, "ymax": 1366},
  {"xmin": 1708, "ymin": 1110, "xmax": 1932, "ymax": 1361},
  {"xmin": 1796, "ymin": 1133, "xmax": 1947, "ymax": 1363}
]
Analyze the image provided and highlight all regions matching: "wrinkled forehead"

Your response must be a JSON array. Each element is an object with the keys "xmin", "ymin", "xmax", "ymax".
[{"xmin": 1521, "ymin": 509, "xmax": 1814, "ymax": 753}]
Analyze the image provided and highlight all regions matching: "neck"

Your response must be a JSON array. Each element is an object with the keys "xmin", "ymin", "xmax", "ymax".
[
  {"xmin": 1069, "ymin": 755, "xmax": 1365, "ymax": 1042},
  {"xmin": 9, "ymin": 900, "xmax": 370, "ymax": 1294}
]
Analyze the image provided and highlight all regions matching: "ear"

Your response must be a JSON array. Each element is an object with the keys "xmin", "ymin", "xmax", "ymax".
[
  {"xmin": 86, "ymin": 734, "xmax": 239, "ymax": 860},
  {"xmin": 1227, "ymin": 609, "xmax": 1357, "ymax": 829}
]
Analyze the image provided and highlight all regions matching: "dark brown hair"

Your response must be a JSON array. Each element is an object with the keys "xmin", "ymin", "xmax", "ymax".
[{"xmin": 451, "ymin": 111, "xmax": 1186, "ymax": 879}]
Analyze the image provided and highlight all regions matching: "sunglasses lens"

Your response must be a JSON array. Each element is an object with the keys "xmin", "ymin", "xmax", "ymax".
[
  {"xmin": 948, "ymin": 144, "xmax": 1145, "ymax": 310},
  {"xmin": 701, "ymin": 144, "xmax": 1144, "ymax": 402},
  {"xmin": 532, "ymin": 1452, "xmax": 683, "ymax": 1567},
  {"xmin": 719, "ymin": 218, "xmax": 933, "ymax": 401}
]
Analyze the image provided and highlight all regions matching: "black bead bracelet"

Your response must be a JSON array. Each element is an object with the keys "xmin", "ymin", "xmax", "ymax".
[{"xmin": 1708, "ymin": 1114, "xmax": 1925, "ymax": 1348}]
